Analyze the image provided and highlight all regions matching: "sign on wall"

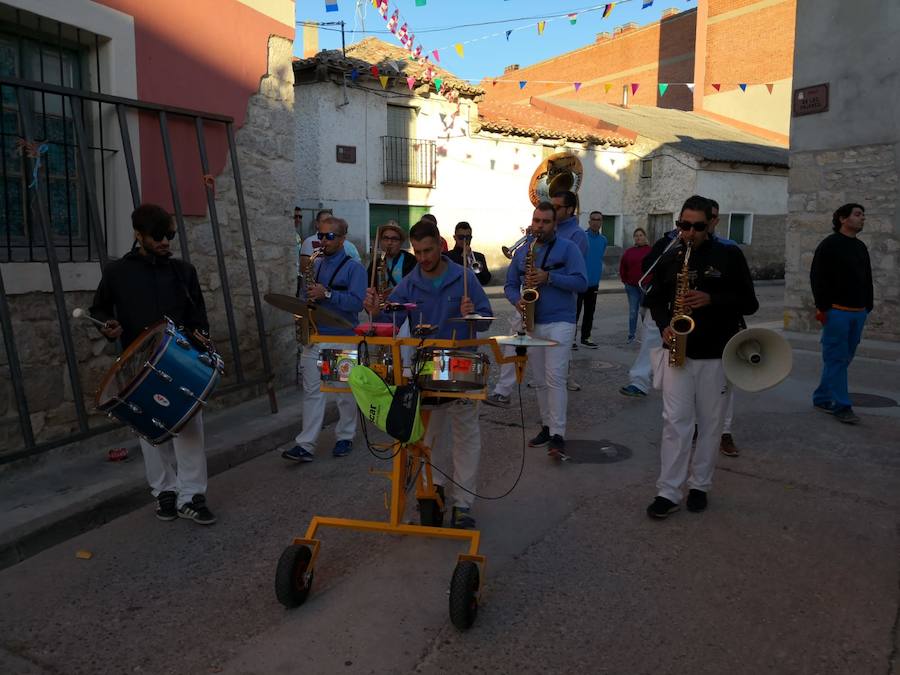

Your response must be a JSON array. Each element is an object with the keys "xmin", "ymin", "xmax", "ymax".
[{"xmin": 792, "ymin": 84, "xmax": 829, "ymax": 117}]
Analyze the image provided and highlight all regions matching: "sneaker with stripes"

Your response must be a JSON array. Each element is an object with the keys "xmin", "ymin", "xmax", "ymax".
[{"xmin": 178, "ymin": 495, "xmax": 217, "ymax": 525}]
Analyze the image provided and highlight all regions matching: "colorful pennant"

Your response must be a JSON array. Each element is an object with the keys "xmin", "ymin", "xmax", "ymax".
[
  {"xmin": 574, "ymin": 82, "xmax": 582, "ymax": 92},
  {"xmin": 658, "ymin": 83, "xmax": 668, "ymax": 96},
  {"xmin": 766, "ymin": 83, "xmax": 774, "ymax": 94},
  {"xmin": 370, "ymin": 65, "xmax": 379, "ymax": 78},
  {"xmin": 406, "ymin": 76, "xmax": 416, "ymax": 90},
  {"xmin": 379, "ymin": 75, "xmax": 389, "ymax": 89},
  {"xmin": 537, "ymin": 21, "xmax": 546, "ymax": 35},
  {"xmin": 711, "ymin": 83, "xmax": 721, "ymax": 91},
  {"xmin": 642, "ymin": 0, "xmax": 654, "ymax": 8},
  {"xmin": 631, "ymin": 83, "xmax": 639, "ymax": 94},
  {"xmin": 432, "ymin": 49, "xmax": 440, "ymax": 62},
  {"xmin": 739, "ymin": 83, "xmax": 747, "ymax": 92},
  {"xmin": 415, "ymin": 0, "xmax": 426, "ymax": 5},
  {"xmin": 568, "ymin": 13, "xmax": 578, "ymax": 25},
  {"xmin": 455, "ymin": 43, "xmax": 464, "ymax": 58},
  {"xmin": 603, "ymin": 3, "xmax": 616, "ymax": 18},
  {"xmin": 604, "ymin": 83, "xmax": 613, "ymax": 93},
  {"xmin": 506, "ymin": 30, "xmax": 513, "ymax": 40},
  {"xmin": 434, "ymin": 77, "xmax": 443, "ymax": 91},
  {"xmin": 685, "ymin": 83, "xmax": 695, "ymax": 93},
  {"xmin": 325, "ymin": 1, "xmax": 338, "ymax": 12},
  {"xmin": 519, "ymin": 81, "xmax": 527, "ymax": 89},
  {"xmin": 350, "ymin": 68, "xmax": 359, "ymax": 82}
]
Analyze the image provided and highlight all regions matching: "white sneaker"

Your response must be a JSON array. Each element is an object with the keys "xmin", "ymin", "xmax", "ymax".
[
  {"xmin": 484, "ymin": 393, "xmax": 511, "ymax": 408},
  {"xmin": 567, "ymin": 379, "xmax": 582, "ymax": 392}
]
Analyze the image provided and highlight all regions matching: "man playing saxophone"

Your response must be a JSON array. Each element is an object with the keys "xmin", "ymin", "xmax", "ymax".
[
  {"xmin": 503, "ymin": 201, "xmax": 587, "ymax": 459},
  {"xmin": 643, "ymin": 196, "xmax": 758, "ymax": 519}
]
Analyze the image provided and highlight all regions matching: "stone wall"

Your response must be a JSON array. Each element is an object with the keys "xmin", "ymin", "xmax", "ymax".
[
  {"xmin": 0, "ymin": 36, "xmax": 296, "ymax": 459},
  {"xmin": 784, "ymin": 143, "xmax": 899, "ymax": 340},
  {"xmin": 741, "ymin": 214, "xmax": 785, "ymax": 280}
]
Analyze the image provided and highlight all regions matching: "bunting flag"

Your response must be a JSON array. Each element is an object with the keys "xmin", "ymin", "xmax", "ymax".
[
  {"xmin": 492, "ymin": 79, "xmax": 497, "ymax": 86},
  {"xmin": 711, "ymin": 83, "xmax": 721, "ymax": 91},
  {"xmin": 325, "ymin": 1, "xmax": 338, "ymax": 12},
  {"xmin": 766, "ymin": 83, "xmax": 774, "ymax": 94},
  {"xmin": 568, "ymin": 13, "xmax": 578, "ymax": 24},
  {"xmin": 604, "ymin": 83, "xmax": 613, "ymax": 93},
  {"xmin": 372, "ymin": 0, "xmax": 377, "ymax": 7},
  {"xmin": 631, "ymin": 83, "xmax": 639, "ymax": 95},
  {"xmin": 377, "ymin": 0, "xmax": 388, "ymax": 18},
  {"xmin": 415, "ymin": 0, "xmax": 427, "ymax": 5},
  {"xmin": 519, "ymin": 81, "xmax": 527, "ymax": 89},
  {"xmin": 434, "ymin": 77, "xmax": 443, "ymax": 91},
  {"xmin": 387, "ymin": 9, "xmax": 399, "ymax": 33},
  {"xmin": 370, "ymin": 65, "xmax": 379, "ymax": 78},
  {"xmin": 537, "ymin": 21, "xmax": 546, "ymax": 35},
  {"xmin": 379, "ymin": 75, "xmax": 389, "ymax": 89},
  {"xmin": 397, "ymin": 23, "xmax": 409, "ymax": 46},
  {"xmin": 574, "ymin": 82, "xmax": 582, "ymax": 92},
  {"xmin": 350, "ymin": 68, "xmax": 359, "ymax": 82},
  {"xmin": 432, "ymin": 49, "xmax": 440, "ymax": 62},
  {"xmin": 658, "ymin": 83, "xmax": 668, "ymax": 96},
  {"xmin": 505, "ymin": 29, "xmax": 512, "ymax": 40},
  {"xmin": 388, "ymin": 61, "xmax": 401, "ymax": 73},
  {"xmin": 406, "ymin": 76, "xmax": 416, "ymax": 90},
  {"xmin": 685, "ymin": 83, "xmax": 695, "ymax": 93},
  {"xmin": 455, "ymin": 43, "xmax": 464, "ymax": 57},
  {"xmin": 738, "ymin": 83, "xmax": 747, "ymax": 92},
  {"xmin": 642, "ymin": 0, "xmax": 653, "ymax": 7},
  {"xmin": 603, "ymin": 3, "xmax": 616, "ymax": 18}
]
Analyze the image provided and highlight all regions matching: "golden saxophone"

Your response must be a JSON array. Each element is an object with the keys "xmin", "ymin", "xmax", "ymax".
[
  {"xmin": 668, "ymin": 241, "xmax": 696, "ymax": 367},
  {"xmin": 296, "ymin": 244, "xmax": 324, "ymax": 345},
  {"xmin": 521, "ymin": 236, "xmax": 539, "ymax": 332}
]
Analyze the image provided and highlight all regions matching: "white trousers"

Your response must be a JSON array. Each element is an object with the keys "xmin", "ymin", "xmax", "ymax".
[
  {"xmin": 492, "ymin": 313, "xmax": 523, "ymax": 398},
  {"xmin": 424, "ymin": 400, "xmax": 482, "ymax": 510},
  {"xmin": 656, "ymin": 358, "xmax": 730, "ymax": 503},
  {"xmin": 139, "ymin": 411, "xmax": 207, "ymax": 508},
  {"xmin": 722, "ymin": 389, "xmax": 735, "ymax": 434},
  {"xmin": 628, "ymin": 314, "xmax": 662, "ymax": 394},
  {"xmin": 529, "ymin": 321, "xmax": 577, "ymax": 437},
  {"xmin": 295, "ymin": 342, "xmax": 358, "ymax": 454}
]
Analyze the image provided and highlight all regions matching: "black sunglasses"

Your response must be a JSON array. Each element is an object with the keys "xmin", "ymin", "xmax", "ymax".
[
  {"xmin": 455, "ymin": 234, "xmax": 472, "ymax": 241},
  {"xmin": 676, "ymin": 220, "xmax": 708, "ymax": 232},
  {"xmin": 316, "ymin": 231, "xmax": 339, "ymax": 241},
  {"xmin": 152, "ymin": 230, "xmax": 177, "ymax": 242},
  {"xmin": 381, "ymin": 235, "xmax": 402, "ymax": 242}
]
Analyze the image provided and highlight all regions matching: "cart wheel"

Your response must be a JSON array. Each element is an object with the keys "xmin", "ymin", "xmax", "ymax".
[
  {"xmin": 448, "ymin": 560, "xmax": 480, "ymax": 630},
  {"xmin": 419, "ymin": 485, "xmax": 445, "ymax": 527},
  {"xmin": 275, "ymin": 544, "xmax": 314, "ymax": 608}
]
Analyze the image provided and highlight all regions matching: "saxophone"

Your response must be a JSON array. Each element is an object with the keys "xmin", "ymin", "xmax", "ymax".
[
  {"xmin": 520, "ymin": 236, "xmax": 539, "ymax": 332},
  {"xmin": 296, "ymin": 244, "xmax": 324, "ymax": 345},
  {"xmin": 667, "ymin": 242, "xmax": 696, "ymax": 367}
]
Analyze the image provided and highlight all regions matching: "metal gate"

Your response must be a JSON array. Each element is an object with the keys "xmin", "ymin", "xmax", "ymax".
[{"xmin": 0, "ymin": 75, "xmax": 277, "ymax": 464}]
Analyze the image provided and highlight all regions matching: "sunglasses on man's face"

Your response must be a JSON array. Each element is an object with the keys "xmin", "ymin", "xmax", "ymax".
[
  {"xmin": 455, "ymin": 234, "xmax": 472, "ymax": 241},
  {"xmin": 316, "ymin": 231, "xmax": 340, "ymax": 241},
  {"xmin": 381, "ymin": 235, "xmax": 402, "ymax": 242},
  {"xmin": 676, "ymin": 220, "xmax": 708, "ymax": 232},
  {"xmin": 151, "ymin": 231, "xmax": 177, "ymax": 242}
]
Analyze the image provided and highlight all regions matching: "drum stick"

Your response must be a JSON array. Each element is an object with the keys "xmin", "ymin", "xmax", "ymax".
[
  {"xmin": 461, "ymin": 242, "xmax": 469, "ymax": 304},
  {"xmin": 72, "ymin": 308, "xmax": 108, "ymax": 329}
]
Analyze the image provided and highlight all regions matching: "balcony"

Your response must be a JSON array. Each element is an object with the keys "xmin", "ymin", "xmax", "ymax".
[{"xmin": 381, "ymin": 136, "xmax": 436, "ymax": 188}]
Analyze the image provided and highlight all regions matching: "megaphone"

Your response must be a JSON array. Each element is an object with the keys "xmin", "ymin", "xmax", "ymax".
[{"xmin": 723, "ymin": 328, "xmax": 793, "ymax": 392}]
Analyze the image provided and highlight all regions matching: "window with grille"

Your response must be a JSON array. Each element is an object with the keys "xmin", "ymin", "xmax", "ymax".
[{"xmin": 1, "ymin": 22, "xmax": 91, "ymax": 262}]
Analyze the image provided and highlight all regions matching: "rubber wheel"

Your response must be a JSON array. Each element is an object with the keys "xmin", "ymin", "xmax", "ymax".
[
  {"xmin": 274, "ymin": 544, "xmax": 314, "ymax": 608},
  {"xmin": 448, "ymin": 560, "xmax": 480, "ymax": 630},
  {"xmin": 419, "ymin": 485, "xmax": 445, "ymax": 527}
]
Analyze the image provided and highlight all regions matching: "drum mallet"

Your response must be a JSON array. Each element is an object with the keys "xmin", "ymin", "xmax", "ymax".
[{"xmin": 72, "ymin": 307, "xmax": 110, "ymax": 329}]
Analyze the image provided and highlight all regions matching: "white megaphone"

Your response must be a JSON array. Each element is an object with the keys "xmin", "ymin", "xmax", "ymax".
[{"xmin": 722, "ymin": 328, "xmax": 793, "ymax": 392}]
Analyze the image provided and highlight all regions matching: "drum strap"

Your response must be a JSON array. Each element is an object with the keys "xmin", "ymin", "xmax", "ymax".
[
  {"xmin": 538, "ymin": 238, "xmax": 557, "ymax": 270},
  {"xmin": 316, "ymin": 254, "xmax": 351, "ymax": 289}
]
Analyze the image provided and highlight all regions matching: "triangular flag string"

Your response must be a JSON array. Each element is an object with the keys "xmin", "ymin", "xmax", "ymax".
[
  {"xmin": 738, "ymin": 83, "xmax": 747, "ymax": 92},
  {"xmin": 603, "ymin": 3, "xmax": 616, "ymax": 19},
  {"xmin": 766, "ymin": 83, "xmax": 774, "ymax": 94},
  {"xmin": 685, "ymin": 83, "xmax": 695, "ymax": 93},
  {"xmin": 455, "ymin": 43, "xmax": 464, "ymax": 58},
  {"xmin": 574, "ymin": 82, "xmax": 582, "ymax": 92},
  {"xmin": 519, "ymin": 81, "xmax": 527, "ymax": 90},
  {"xmin": 658, "ymin": 83, "xmax": 668, "ymax": 96},
  {"xmin": 631, "ymin": 83, "xmax": 639, "ymax": 95},
  {"xmin": 379, "ymin": 75, "xmax": 389, "ymax": 89},
  {"xmin": 711, "ymin": 83, "xmax": 721, "ymax": 91},
  {"xmin": 568, "ymin": 13, "xmax": 577, "ymax": 25},
  {"xmin": 537, "ymin": 21, "xmax": 546, "ymax": 35}
]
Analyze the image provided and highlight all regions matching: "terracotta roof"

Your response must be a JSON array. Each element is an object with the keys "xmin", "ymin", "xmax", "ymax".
[
  {"xmin": 476, "ymin": 102, "xmax": 634, "ymax": 147},
  {"xmin": 293, "ymin": 37, "xmax": 484, "ymax": 97}
]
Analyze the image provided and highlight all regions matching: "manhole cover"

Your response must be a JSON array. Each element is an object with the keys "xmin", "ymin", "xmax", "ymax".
[
  {"xmin": 563, "ymin": 439, "xmax": 632, "ymax": 464},
  {"xmin": 850, "ymin": 393, "xmax": 898, "ymax": 408},
  {"xmin": 590, "ymin": 360, "xmax": 617, "ymax": 370}
]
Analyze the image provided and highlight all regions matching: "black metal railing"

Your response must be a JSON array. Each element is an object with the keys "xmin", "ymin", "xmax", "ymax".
[
  {"xmin": 381, "ymin": 136, "xmax": 436, "ymax": 188},
  {"xmin": 0, "ymin": 75, "xmax": 277, "ymax": 463}
]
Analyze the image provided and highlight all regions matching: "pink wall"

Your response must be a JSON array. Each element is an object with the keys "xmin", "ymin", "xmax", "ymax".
[{"xmin": 96, "ymin": 0, "xmax": 292, "ymax": 214}]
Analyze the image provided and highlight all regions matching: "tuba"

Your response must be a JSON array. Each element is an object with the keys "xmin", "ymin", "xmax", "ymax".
[
  {"xmin": 520, "ymin": 236, "xmax": 539, "ymax": 332},
  {"xmin": 667, "ymin": 242, "xmax": 696, "ymax": 367}
]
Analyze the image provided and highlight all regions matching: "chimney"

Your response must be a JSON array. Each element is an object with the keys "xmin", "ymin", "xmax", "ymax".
[
  {"xmin": 614, "ymin": 22, "xmax": 639, "ymax": 36},
  {"xmin": 595, "ymin": 32, "xmax": 611, "ymax": 43},
  {"xmin": 504, "ymin": 64, "xmax": 520, "ymax": 74},
  {"xmin": 661, "ymin": 8, "xmax": 679, "ymax": 19}
]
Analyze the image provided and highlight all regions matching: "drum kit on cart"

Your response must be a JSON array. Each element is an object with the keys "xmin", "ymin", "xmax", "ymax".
[{"xmin": 263, "ymin": 292, "xmax": 556, "ymax": 630}]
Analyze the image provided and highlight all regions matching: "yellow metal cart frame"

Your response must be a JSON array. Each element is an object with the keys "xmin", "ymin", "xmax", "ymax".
[{"xmin": 274, "ymin": 333, "xmax": 526, "ymax": 630}]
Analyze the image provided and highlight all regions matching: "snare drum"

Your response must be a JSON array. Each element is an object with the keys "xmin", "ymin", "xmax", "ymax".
[
  {"xmin": 318, "ymin": 345, "xmax": 393, "ymax": 384},
  {"xmin": 96, "ymin": 319, "xmax": 224, "ymax": 445},
  {"xmin": 415, "ymin": 348, "xmax": 488, "ymax": 392}
]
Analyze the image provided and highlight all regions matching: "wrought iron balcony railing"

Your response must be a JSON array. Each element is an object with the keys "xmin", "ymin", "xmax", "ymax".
[{"xmin": 381, "ymin": 136, "xmax": 436, "ymax": 188}]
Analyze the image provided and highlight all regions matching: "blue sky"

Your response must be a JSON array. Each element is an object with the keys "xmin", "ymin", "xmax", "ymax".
[{"xmin": 296, "ymin": 1, "xmax": 695, "ymax": 82}]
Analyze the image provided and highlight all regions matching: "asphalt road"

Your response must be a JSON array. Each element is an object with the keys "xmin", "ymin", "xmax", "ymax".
[{"xmin": 2, "ymin": 286, "xmax": 898, "ymax": 675}]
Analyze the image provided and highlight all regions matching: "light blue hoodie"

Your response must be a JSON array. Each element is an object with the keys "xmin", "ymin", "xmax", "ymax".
[
  {"xmin": 310, "ymin": 249, "xmax": 366, "ymax": 336},
  {"xmin": 504, "ymin": 236, "xmax": 588, "ymax": 324}
]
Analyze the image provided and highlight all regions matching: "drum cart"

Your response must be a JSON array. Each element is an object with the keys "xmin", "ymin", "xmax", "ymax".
[{"xmin": 274, "ymin": 334, "xmax": 526, "ymax": 630}]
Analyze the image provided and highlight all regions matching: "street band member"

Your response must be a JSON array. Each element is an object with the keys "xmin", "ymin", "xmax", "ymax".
[
  {"xmin": 363, "ymin": 220, "xmax": 491, "ymax": 529},
  {"xmin": 365, "ymin": 220, "xmax": 415, "ymax": 297},
  {"xmin": 643, "ymin": 196, "xmax": 758, "ymax": 519},
  {"xmin": 90, "ymin": 204, "xmax": 215, "ymax": 525},
  {"xmin": 283, "ymin": 216, "xmax": 367, "ymax": 463},
  {"xmin": 447, "ymin": 221, "xmax": 492, "ymax": 286},
  {"xmin": 504, "ymin": 201, "xmax": 588, "ymax": 458}
]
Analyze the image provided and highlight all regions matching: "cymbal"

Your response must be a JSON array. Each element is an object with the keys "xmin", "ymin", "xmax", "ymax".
[
  {"xmin": 264, "ymin": 293, "xmax": 354, "ymax": 329},
  {"xmin": 494, "ymin": 334, "xmax": 559, "ymax": 347},
  {"xmin": 448, "ymin": 314, "xmax": 496, "ymax": 322}
]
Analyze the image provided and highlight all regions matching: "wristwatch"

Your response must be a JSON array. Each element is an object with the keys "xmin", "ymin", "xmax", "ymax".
[{"xmin": 324, "ymin": 288, "xmax": 333, "ymax": 300}]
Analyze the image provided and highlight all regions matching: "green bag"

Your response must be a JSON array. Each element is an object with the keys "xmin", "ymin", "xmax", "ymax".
[{"xmin": 348, "ymin": 365, "xmax": 425, "ymax": 443}]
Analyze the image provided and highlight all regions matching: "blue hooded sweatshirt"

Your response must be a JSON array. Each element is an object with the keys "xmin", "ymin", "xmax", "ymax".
[
  {"xmin": 555, "ymin": 215, "xmax": 588, "ymax": 258},
  {"xmin": 310, "ymin": 249, "xmax": 367, "ymax": 336},
  {"xmin": 505, "ymin": 236, "xmax": 588, "ymax": 324},
  {"xmin": 585, "ymin": 229, "xmax": 608, "ymax": 287},
  {"xmin": 386, "ymin": 257, "xmax": 492, "ymax": 340}
]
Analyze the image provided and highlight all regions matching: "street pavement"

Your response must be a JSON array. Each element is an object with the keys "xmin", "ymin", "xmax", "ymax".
[{"xmin": 1, "ymin": 285, "xmax": 898, "ymax": 675}]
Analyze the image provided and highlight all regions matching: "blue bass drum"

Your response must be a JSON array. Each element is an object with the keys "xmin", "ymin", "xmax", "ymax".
[{"xmin": 96, "ymin": 319, "xmax": 224, "ymax": 445}]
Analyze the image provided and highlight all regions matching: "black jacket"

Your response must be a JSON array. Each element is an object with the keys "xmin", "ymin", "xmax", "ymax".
[
  {"xmin": 446, "ymin": 248, "xmax": 492, "ymax": 286},
  {"xmin": 366, "ymin": 250, "xmax": 417, "ymax": 289},
  {"xmin": 810, "ymin": 232, "xmax": 873, "ymax": 312},
  {"xmin": 90, "ymin": 249, "xmax": 209, "ymax": 348},
  {"xmin": 644, "ymin": 238, "xmax": 758, "ymax": 360}
]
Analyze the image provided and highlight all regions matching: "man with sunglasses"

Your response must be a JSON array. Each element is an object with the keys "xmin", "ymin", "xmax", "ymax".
[
  {"xmin": 644, "ymin": 196, "xmax": 758, "ymax": 519},
  {"xmin": 447, "ymin": 222, "xmax": 491, "ymax": 286},
  {"xmin": 366, "ymin": 220, "xmax": 415, "ymax": 293},
  {"xmin": 90, "ymin": 204, "xmax": 216, "ymax": 525},
  {"xmin": 299, "ymin": 209, "xmax": 362, "ymax": 269},
  {"xmin": 284, "ymin": 217, "xmax": 367, "ymax": 463}
]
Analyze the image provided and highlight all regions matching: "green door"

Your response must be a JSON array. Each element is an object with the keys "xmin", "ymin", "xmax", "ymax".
[{"xmin": 369, "ymin": 204, "xmax": 430, "ymax": 241}]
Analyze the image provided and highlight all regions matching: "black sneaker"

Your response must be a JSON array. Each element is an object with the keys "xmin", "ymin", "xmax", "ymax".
[
  {"xmin": 548, "ymin": 434, "xmax": 570, "ymax": 461},
  {"xmin": 834, "ymin": 407, "xmax": 860, "ymax": 424},
  {"xmin": 580, "ymin": 339, "xmax": 599, "ymax": 349},
  {"xmin": 528, "ymin": 425, "xmax": 551, "ymax": 447},
  {"xmin": 156, "ymin": 491, "xmax": 177, "ymax": 521},
  {"xmin": 178, "ymin": 495, "xmax": 217, "ymax": 525},
  {"xmin": 646, "ymin": 496, "xmax": 680, "ymax": 519},
  {"xmin": 686, "ymin": 489, "xmax": 707, "ymax": 512},
  {"xmin": 814, "ymin": 401, "xmax": 838, "ymax": 414}
]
